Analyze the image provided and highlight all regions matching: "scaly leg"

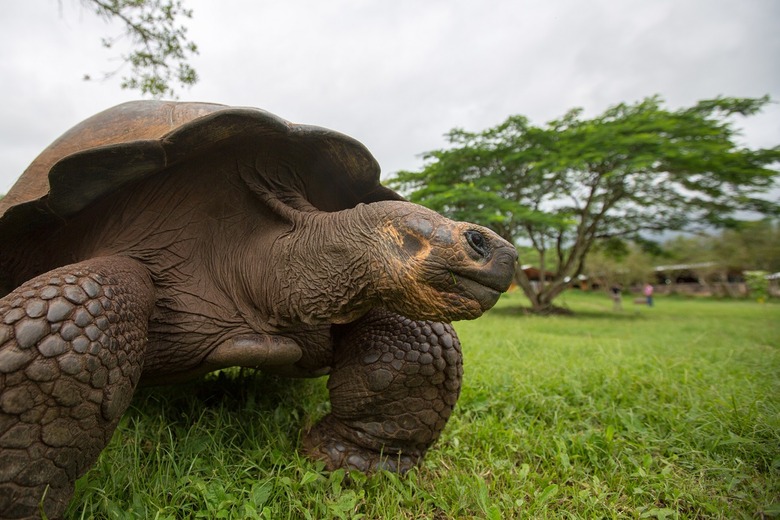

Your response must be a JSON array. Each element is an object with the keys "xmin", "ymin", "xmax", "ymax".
[
  {"xmin": 303, "ymin": 308, "xmax": 463, "ymax": 472},
  {"xmin": 0, "ymin": 256, "xmax": 155, "ymax": 519}
]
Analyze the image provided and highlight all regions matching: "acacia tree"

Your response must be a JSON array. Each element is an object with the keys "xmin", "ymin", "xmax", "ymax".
[
  {"xmin": 80, "ymin": 0, "xmax": 199, "ymax": 97},
  {"xmin": 391, "ymin": 96, "xmax": 780, "ymax": 313}
]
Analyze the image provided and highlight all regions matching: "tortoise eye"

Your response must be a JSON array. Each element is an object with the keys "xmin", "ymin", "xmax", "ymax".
[{"xmin": 465, "ymin": 230, "xmax": 489, "ymax": 258}]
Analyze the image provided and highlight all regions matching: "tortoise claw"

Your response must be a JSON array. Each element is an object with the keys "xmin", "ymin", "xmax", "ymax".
[{"xmin": 303, "ymin": 415, "xmax": 419, "ymax": 474}]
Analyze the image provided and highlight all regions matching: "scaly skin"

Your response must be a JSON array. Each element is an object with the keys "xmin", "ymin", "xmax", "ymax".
[
  {"xmin": 0, "ymin": 256, "xmax": 154, "ymax": 520},
  {"xmin": 304, "ymin": 308, "xmax": 462, "ymax": 472},
  {"xmin": 0, "ymin": 102, "xmax": 518, "ymax": 518}
]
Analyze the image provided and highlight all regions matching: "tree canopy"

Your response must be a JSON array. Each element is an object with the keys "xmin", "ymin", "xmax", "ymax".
[
  {"xmin": 390, "ymin": 96, "xmax": 780, "ymax": 312},
  {"xmin": 82, "ymin": 0, "xmax": 199, "ymax": 97}
]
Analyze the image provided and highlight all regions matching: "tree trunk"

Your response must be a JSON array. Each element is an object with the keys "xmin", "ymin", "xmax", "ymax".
[
  {"xmin": 535, "ymin": 279, "xmax": 571, "ymax": 314},
  {"xmin": 513, "ymin": 268, "xmax": 571, "ymax": 314},
  {"xmin": 513, "ymin": 267, "xmax": 540, "ymax": 309},
  {"xmin": 538, "ymin": 249, "xmax": 546, "ymax": 293}
]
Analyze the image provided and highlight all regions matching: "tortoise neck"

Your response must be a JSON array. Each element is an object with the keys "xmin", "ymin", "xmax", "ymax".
[{"xmin": 249, "ymin": 204, "xmax": 382, "ymax": 328}]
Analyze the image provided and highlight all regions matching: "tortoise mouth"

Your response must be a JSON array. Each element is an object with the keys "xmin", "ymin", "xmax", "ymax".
[
  {"xmin": 455, "ymin": 270, "xmax": 512, "ymax": 293},
  {"xmin": 458, "ymin": 249, "xmax": 517, "ymax": 289},
  {"xmin": 449, "ymin": 248, "xmax": 517, "ymax": 310},
  {"xmin": 451, "ymin": 275, "xmax": 503, "ymax": 311}
]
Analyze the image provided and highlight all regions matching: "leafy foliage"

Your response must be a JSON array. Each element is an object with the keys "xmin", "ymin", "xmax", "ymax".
[
  {"xmin": 391, "ymin": 96, "xmax": 780, "ymax": 312},
  {"xmin": 82, "ymin": 0, "xmax": 199, "ymax": 97},
  {"xmin": 744, "ymin": 271, "xmax": 770, "ymax": 301}
]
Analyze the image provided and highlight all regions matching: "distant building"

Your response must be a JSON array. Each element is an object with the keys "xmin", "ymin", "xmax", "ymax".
[{"xmin": 653, "ymin": 262, "xmax": 745, "ymax": 296}]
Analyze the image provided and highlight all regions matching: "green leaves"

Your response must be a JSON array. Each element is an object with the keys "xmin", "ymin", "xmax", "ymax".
[{"xmin": 84, "ymin": 0, "xmax": 199, "ymax": 98}]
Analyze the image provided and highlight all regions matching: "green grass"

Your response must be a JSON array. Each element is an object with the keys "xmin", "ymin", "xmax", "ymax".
[{"xmin": 67, "ymin": 292, "xmax": 780, "ymax": 519}]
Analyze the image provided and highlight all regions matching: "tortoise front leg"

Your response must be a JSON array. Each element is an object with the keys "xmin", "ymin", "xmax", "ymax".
[
  {"xmin": 303, "ymin": 309, "xmax": 462, "ymax": 472},
  {"xmin": 0, "ymin": 256, "xmax": 155, "ymax": 519}
]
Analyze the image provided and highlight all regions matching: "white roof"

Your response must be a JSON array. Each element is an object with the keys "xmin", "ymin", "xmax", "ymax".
[{"xmin": 654, "ymin": 262, "xmax": 717, "ymax": 271}]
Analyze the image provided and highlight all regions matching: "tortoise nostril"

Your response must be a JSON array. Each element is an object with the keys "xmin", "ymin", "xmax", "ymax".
[{"xmin": 465, "ymin": 230, "xmax": 489, "ymax": 258}]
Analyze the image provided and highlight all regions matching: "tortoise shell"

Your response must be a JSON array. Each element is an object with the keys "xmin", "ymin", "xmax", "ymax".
[{"xmin": 0, "ymin": 100, "xmax": 401, "ymax": 240}]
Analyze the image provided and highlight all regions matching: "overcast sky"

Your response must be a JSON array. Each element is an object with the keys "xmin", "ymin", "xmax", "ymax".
[{"xmin": 1, "ymin": 0, "xmax": 778, "ymax": 194}]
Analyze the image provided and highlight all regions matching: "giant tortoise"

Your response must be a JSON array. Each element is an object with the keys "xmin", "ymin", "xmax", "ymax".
[{"xmin": 0, "ymin": 101, "xmax": 517, "ymax": 518}]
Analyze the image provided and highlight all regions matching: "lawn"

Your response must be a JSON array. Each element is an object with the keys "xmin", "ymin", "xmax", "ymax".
[{"xmin": 68, "ymin": 291, "xmax": 780, "ymax": 519}]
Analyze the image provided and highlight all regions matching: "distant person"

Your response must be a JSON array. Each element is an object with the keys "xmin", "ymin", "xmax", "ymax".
[
  {"xmin": 610, "ymin": 284, "xmax": 622, "ymax": 311},
  {"xmin": 644, "ymin": 283, "xmax": 654, "ymax": 307}
]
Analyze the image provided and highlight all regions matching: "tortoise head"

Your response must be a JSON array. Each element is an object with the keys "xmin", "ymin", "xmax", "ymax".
[
  {"xmin": 363, "ymin": 200, "xmax": 518, "ymax": 321},
  {"xmin": 252, "ymin": 199, "xmax": 516, "ymax": 327}
]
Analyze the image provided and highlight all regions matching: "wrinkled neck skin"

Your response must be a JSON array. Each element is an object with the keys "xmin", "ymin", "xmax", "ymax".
[{"xmin": 241, "ymin": 203, "xmax": 382, "ymax": 329}]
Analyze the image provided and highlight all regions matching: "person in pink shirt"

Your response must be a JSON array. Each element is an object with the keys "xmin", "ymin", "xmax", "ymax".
[{"xmin": 644, "ymin": 283, "xmax": 654, "ymax": 307}]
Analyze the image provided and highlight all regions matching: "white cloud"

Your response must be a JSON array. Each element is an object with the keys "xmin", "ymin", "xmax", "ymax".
[{"xmin": 1, "ymin": 0, "xmax": 778, "ymax": 192}]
